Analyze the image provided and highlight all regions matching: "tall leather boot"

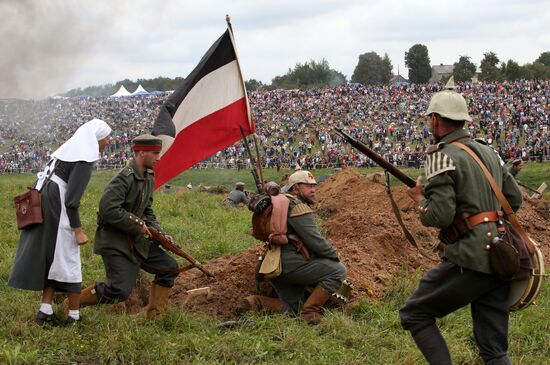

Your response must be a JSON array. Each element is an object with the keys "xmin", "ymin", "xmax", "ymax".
[
  {"xmin": 145, "ymin": 283, "xmax": 171, "ymax": 319},
  {"xmin": 236, "ymin": 295, "xmax": 284, "ymax": 314},
  {"xmin": 62, "ymin": 284, "xmax": 99, "ymax": 317},
  {"xmin": 411, "ymin": 324, "xmax": 452, "ymax": 365},
  {"xmin": 300, "ymin": 285, "xmax": 331, "ymax": 325}
]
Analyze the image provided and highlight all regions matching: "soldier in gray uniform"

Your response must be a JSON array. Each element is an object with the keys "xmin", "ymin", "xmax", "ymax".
[
  {"xmin": 227, "ymin": 182, "xmax": 249, "ymax": 207},
  {"xmin": 63, "ymin": 134, "xmax": 178, "ymax": 319},
  {"xmin": 239, "ymin": 170, "xmax": 347, "ymax": 325},
  {"xmin": 400, "ymin": 78, "xmax": 522, "ymax": 364}
]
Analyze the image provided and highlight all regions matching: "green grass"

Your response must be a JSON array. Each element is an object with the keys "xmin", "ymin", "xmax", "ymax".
[{"xmin": 0, "ymin": 165, "xmax": 548, "ymax": 364}]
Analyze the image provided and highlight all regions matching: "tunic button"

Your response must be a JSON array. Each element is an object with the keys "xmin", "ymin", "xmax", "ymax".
[
  {"xmin": 484, "ymin": 217, "xmax": 489, "ymax": 222},
  {"xmin": 485, "ymin": 244, "xmax": 491, "ymax": 251},
  {"xmin": 487, "ymin": 232, "xmax": 492, "ymax": 237}
]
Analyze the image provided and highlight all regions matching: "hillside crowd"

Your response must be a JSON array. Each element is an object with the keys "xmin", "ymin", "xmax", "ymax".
[{"xmin": 0, "ymin": 80, "xmax": 548, "ymax": 173}]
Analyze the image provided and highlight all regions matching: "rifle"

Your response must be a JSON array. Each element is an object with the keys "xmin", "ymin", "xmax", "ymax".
[
  {"xmin": 146, "ymin": 226, "xmax": 216, "ymax": 278},
  {"xmin": 334, "ymin": 127, "xmax": 416, "ymax": 188},
  {"xmin": 517, "ymin": 181, "xmax": 539, "ymax": 194},
  {"xmin": 239, "ymin": 126, "xmax": 263, "ymax": 192},
  {"xmin": 335, "ymin": 127, "xmax": 436, "ymax": 260}
]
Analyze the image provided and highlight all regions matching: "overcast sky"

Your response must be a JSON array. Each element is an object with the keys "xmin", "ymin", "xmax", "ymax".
[{"xmin": 1, "ymin": 0, "xmax": 549, "ymax": 99}]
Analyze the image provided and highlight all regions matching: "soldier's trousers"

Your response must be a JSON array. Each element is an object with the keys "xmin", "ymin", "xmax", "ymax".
[
  {"xmin": 399, "ymin": 260, "xmax": 511, "ymax": 365},
  {"xmin": 95, "ymin": 244, "xmax": 178, "ymax": 304},
  {"xmin": 271, "ymin": 257, "xmax": 347, "ymax": 314}
]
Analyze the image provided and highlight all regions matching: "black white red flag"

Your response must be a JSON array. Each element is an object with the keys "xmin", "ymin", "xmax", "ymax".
[{"xmin": 152, "ymin": 27, "xmax": 254, "ymax": 189}]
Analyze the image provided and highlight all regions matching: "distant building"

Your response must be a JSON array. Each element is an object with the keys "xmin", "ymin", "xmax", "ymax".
[
  {"xmin": 390, "ymin": 74, "xmax": 408, "ymax": 84},
  {"xmin": 430, "ymin": 64, "xmax": 454, "ymax": 82}
]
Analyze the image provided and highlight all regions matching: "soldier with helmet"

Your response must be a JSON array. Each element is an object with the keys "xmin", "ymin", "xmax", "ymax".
[
  {"xmin": 239, "ymin": 170, "xmax": 347, "ymax": 325},
  {"xmin": 62, "ymin": 134, "xmax": 179, "ymax": 319},
  {"xmin": 400, "ymin": 77, "xmax": 522, "ymax": 364}
]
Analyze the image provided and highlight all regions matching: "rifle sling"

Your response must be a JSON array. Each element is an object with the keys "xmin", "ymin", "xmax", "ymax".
[{"xmin": 385, "ymin": 172, "xmax": 436, "ymax": 261}]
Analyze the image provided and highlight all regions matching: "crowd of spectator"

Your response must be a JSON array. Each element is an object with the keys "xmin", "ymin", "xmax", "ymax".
[{"xmin": 1, "ymin": 80, "xmax": 548, "ymax": 174}]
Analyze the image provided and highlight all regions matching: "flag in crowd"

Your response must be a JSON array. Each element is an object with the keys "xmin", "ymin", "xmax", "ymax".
[{"xmin": 152, "ymin": 25, "xmax": 254, "ymax": 189}]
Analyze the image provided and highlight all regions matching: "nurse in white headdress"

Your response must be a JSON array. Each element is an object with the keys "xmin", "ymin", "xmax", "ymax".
[{"xmin": 8, "ymin": 118, "xmax": 112, "ymax": 326}]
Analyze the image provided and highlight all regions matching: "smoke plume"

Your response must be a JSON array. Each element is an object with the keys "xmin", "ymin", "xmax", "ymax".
[{"xmin": 0, "ymin": 0, "xmax": 114, "ymax": 99}]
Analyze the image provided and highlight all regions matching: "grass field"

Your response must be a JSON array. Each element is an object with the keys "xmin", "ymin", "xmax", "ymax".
[{"xmin": 0, "ymin": 164, "xmax": 548, "ymax": 364}]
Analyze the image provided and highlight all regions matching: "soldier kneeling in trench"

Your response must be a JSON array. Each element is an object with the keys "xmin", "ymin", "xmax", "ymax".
[{"xmin": 238, "ymin": 170, "xmax": 347, "ymax": 325}]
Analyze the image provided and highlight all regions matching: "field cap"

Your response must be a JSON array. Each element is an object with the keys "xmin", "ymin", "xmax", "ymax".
[
  {"xmin": 132, "ymin": 134, "xmax": 162, "ymax": 151},
  {"xmin": 288, "ymin": 170, "xmax": 317, "ymax": 189}
]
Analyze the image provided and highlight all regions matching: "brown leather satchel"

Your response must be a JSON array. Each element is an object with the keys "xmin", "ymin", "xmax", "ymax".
[
  {"xmin": 13, "ymin": 160, "xmax": 57, "ymax": 230},
  {"xmin": 14, "ymin": 188, "xmax": 43, "ymax": 230}
]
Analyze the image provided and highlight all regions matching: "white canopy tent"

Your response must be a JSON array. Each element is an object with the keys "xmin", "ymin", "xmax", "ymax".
[
  {"xmin": 110, "ymin": 85, "xmax": 131, "ymax": 97},
  {"xmin": 132, "ymin": 84, "xmax": 149, "ymax": 96}
]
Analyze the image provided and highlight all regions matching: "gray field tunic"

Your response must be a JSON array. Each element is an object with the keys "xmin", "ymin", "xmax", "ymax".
[{"xmin": 8, "ymin": 160, "xmax": 93, "ymax": 292}]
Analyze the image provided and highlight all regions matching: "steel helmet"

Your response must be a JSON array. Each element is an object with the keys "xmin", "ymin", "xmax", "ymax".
[
  {"xmin": 287, "ymin": 170, "xmax": 317, "ymax": 189},
  {"xmin": 424, "ymin": 76, "xmax": 472, "ymax": 122}
]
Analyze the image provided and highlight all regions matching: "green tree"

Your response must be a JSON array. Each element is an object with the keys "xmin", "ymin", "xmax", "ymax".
[
  {"xmin": 520, "ymin": 62, "xmax": 550, "ymax": 80},
  {"xmin": 270, "ymin": 59, "xmax": 345, "ymax": 89},
  {"xmin": 536, "ymin": 51, "xmax": 550, "ymax": 66},
  {"xmin": 404, "ymin": 44, "xmax": 431, "ymax": 84},
  {"xmin": 327, "ymin": 69, "xmax": 347, "ymax": 87},
  {"xmin": 381, "ymin": 53, "xmax": 394, "ymax": 84},
  {"xmin": 351, "ymin": 52, "xmax": 383, "ymax": 84},
  {"xmin": 245, "ymin": 79, "xmax": 264, "ymax": 91},
  {"xmin": 479, "ymin": 52, "xmax": 500, "ymax": 81},
  {"xmin": 504, "ymin": 59, "xmax": 521, "ymax": 81},
  {"xmin": 453, "ymin": 55, "xmax": 477, "ymax": 82}
]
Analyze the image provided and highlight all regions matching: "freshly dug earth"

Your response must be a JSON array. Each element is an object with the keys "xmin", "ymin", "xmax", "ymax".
[{"xmin": 122, "ymin": 168, "xmax": 550, "ymax": 320}]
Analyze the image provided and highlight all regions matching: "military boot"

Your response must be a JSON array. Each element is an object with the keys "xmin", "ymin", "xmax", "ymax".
[
  {"xmin": 300, "ymin": 285, "xmax": 331, "ymax": 325},
  {"xmin": 145, "ymin": 283, "xmax": 171, "ymax": 319},
  {"xmin": 62, "ymin": 284, "xmax": 99, "ymax": 317},
  {"xmin": 236, "ymin": 295, "xmax": 284, "ymax": 314}
]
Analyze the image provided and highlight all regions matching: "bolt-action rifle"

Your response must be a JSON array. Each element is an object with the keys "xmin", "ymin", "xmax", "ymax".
[
  {"xmin": 334, "ymin": 127, "xmax": 416, "ymax": 187},
  {"xmin": 240, "ymin": 126, "xmax": 263, "ymax": 192},
  {"xmin": 128, "ymin": 223, "xmax": 216, "ymax": 278}
]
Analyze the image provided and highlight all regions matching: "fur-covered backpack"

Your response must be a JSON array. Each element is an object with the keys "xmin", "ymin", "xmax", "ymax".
[{"xmin": 248, "ymin": 183, "xmax": 290, "ymax": 245}]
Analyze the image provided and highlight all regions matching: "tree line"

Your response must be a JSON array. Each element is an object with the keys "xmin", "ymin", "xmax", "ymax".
[{"xmin": 63, "ymin": 48, "xmax": 550, "ymax": 96}]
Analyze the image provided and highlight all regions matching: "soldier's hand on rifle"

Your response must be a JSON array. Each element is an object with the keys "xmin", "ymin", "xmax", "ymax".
[
  {"xmin": 407, "ymin": 176, "xmax": 426, "ymax": 203},
  {"xmin": 141, "ymin": 224, "xmax": 152, "ymax": 237}
]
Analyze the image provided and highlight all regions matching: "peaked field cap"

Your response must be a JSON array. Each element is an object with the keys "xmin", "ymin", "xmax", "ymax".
[
  {"xmin": 236, "ymin": 182, "xmax": 245, "ymax": 186},
  {"xmin": 132, "ymin": 134, "xmax": 162, "ymax": 151},
  {"xmin": 511, "ymin": 158, "xmax": 523, "ymax": 165}
]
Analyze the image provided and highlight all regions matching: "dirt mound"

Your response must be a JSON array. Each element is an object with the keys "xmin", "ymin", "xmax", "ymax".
[{"xmin": 143, "ymin": 168, "xmax": 549, "ymax": 320}]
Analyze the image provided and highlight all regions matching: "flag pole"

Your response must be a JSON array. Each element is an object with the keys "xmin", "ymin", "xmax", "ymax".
[
  {"xmin": 225, "ymin": 15, "xmax": 253, "ymax": 132},
  {"xmin": 226, "ymin": 14, "xmax": 265, "ymax": 188}
]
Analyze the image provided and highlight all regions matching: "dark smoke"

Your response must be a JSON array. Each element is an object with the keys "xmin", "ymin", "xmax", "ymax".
[{"xmin": 0, "ymin": 0, "xmax": 115, "ymax": 99}]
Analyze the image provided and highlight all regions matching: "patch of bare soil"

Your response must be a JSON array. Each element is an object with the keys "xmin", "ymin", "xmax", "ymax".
[{"xmin": 123, "ymin": 168, "xmax": 549, "ymax": 320}]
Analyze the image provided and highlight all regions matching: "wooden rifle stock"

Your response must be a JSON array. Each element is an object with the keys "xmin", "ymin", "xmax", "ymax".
[
  {"xmin": 147, "ymin": 226, "xmax": 215, "ymax": 278},
  {"xmin": 334, "ymin": 127, "xmax": 416, "ymax": 188}
]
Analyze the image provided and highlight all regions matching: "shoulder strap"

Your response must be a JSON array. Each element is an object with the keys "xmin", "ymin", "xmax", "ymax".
[
  {"xmin": 36, "ymin": 158, "xmax": 59, "ymax": 192},
  {"xmin": 450, "ymin": 142, "xmax": 534, "ymax": 254}
]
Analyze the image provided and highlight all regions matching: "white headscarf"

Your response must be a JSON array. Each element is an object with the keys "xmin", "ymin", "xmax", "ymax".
[{"xmin": 52, "ymin": 118, "xmax": 112, "ymax": 162}]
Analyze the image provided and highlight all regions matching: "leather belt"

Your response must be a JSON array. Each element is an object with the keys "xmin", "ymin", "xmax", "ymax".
[{"xmin": 466, "ymin": 211, "xmax": 500, "ymax": 227}]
